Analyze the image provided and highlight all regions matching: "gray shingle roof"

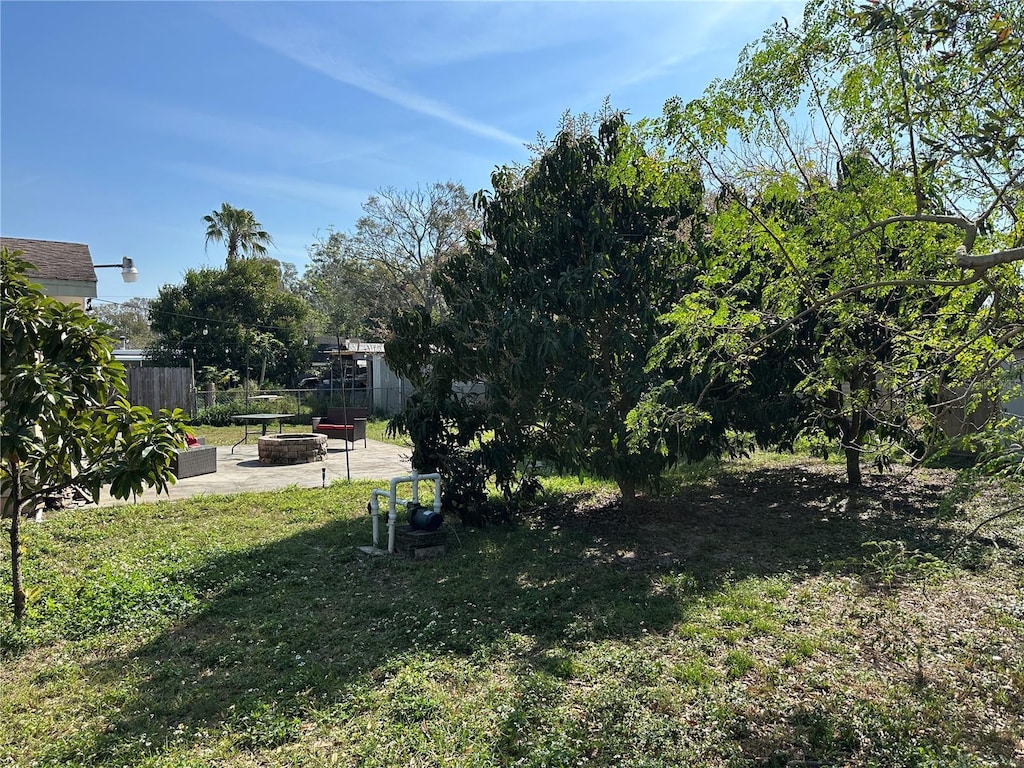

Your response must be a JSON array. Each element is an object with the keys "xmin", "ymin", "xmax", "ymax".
[{"xmin": 0, "ymin": 237, "xmax": 97, "ymax": 282}]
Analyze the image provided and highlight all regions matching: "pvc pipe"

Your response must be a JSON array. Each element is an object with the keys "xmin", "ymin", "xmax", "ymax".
[
  {"xmin": 369, "ymin": 472, "xmax": 443, "ymax": 554},
  {"xmin": 370, "ymin": 494, "xmax": 380, "ymax": 547},
  {"xmin": 388, "ymin": 497, "xmax": 397, "ymax": 553},
  {"xmin": 369, "ymin": 490, "xmax": 391, "ymax": 548}
]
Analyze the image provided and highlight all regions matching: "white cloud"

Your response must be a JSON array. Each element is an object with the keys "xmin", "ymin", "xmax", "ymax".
[
  {"xmin": 140, "ymin": 102, "xmax": 384, "ymax": 168},
  {"xmin": 381, "ymin": 3, "xmax": 599, "ymax": 67},
  {"xmin": 217, "ymin": 8, "xmax": 527, "ymax": 148},
  {"xmin": 172, "ymin": 163, "xmax": 369, "ymax": 210}
]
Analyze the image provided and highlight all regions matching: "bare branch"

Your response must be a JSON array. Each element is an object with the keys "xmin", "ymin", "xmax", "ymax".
[{"xmin": 947, "ymin": 503, "xmax": 1024, "ymax": 560}]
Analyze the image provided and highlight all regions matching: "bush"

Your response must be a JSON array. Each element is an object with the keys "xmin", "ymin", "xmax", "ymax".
[{"xmin": 193, "ymin": 401, "xmax": 243, "ymax": 427}]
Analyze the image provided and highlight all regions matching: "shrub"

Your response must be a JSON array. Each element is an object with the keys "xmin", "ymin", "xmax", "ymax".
[{"xmin": 193, "ymin": 401, "xmax": 243, "ymax": 427}]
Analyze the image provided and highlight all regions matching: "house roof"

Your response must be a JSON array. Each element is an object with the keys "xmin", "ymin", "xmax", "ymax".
[
  {"xmin": 1, "ymin": 237, "xmax": 97, "ymax": 281},
  {"xmin": 1, "ymin": 237, "xmax": 98, "ymax": 299}
]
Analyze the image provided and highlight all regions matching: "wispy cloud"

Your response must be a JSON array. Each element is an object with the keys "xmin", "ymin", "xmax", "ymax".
[
  {"xmin": 601, "ymin": 2, "xmax": 742, "ymax": 92},
  {"xmin": 172, "ymin": 163, "xmax": 369, "ymax": 211},
  {"xmin": 216, "ymin": 9, "xmax": 527, "ymax": 149},
  {"xmin": 381, "ymin": 3, "xmax": 597, "ymax": 67},
  {"xmin": 138, "ymin": 102, "xmax": 384, "ymax": 168},
  {"xmin": 0, "ymin": 172, "xmax": 48, "ymax": 192},
  {"xmin": 563, "ymin": 1, "xmax": 804, "ymax": 113}
]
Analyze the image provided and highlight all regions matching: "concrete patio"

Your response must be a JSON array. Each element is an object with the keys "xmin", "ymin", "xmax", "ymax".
[{"xmin": 95, "ymin": 439, "xmax": 414, "ymax": 506}]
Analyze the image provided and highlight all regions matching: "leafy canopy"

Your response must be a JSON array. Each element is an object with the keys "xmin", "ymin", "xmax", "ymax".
[
  {"xmin": 1, "ymin": 247, "xmax": 189, "ymax": 621},
  {"xmin": 388, "ymin": 112, "xmax": 707, "ymax": 510},
  {"xmin": 300, "ymin": 183, "xmax": 480, "ymax": 344},
  {"xmin": 148, "ymin": 258, "xmax": 311, "ymax": 386},
  {"xmin": 203, "ymin": 202, "xmax": 274, "ymax": 264},
  {"xmin": 652, "ymin": 0, "xmax": 1024, "ymax": 484}
]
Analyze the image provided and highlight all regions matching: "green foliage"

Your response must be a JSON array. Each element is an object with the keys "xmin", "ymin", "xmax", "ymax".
[
  {"xmin": 302, "ymin": 229, "xmax": 383, "ymax": 340},
  {"xmin": 203, "ymin": 202, "xmax": 273, "ymax": 264},
  {"xmin": 192, "ymin": 391, "xmax": 302, "ymax": 427},
  {"xmin": 149, "ymin": 258, "xmax": 311, "ymax": 385},
  {"xmin": 0, "ymin": 623, "xmax": 31, "ymax": 657},
  {"xmin": 193, "ymin": 401, "xmax": 242, "ymax": 427},
  {"xmin": 299, "ymin": 183, "xmax": 480, "ymax": 341},
  {"xmin": 388, "ymin": 111, "xmax": 708, "ymax": 510},
  {"xmin": 39, "ymin": 565, "xmax": 198, "ymax": 640},
  {"xmin": 229, "ymin": 702, "xmax": 302, "ymax": 750},
  {"xmin": 1, "ymin": 247, "xmax": 189, "ymax": 622},
  {"xmin": 723, "ymin": 648, "xmax": 757, "ymax": 679},
  {"xmin": 859, "ymin": 540, "xmax": 949, "ymax": 590},
  {"xmin": 971, "ymin": 409, "xmax": 1024, "ymax": 481},
  {"xmin": 196, "ymin": 365, "xmax": 239, "ymax": 387},
  {"xmin": 653, "ymin": 0, "xmax": 1024, "ymax": 486},
  {"xmin": 88, "ymin": 297, "xmax": 157, "ymax": 349}
]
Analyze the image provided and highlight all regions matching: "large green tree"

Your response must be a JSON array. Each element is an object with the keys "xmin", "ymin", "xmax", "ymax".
[
  {"xmin": 149, "ymin": 259, "xmax": 311, "ymax": 386},
  {"xmin": 203, "ymin": 202, "xmax": 274, "ymax": 264},
  {"xmin": 2, "ymin": 248, "xmax": 189, "ymax": 622},
  {"xmin": 655, "ymin": 0, "xmax": 1024, "ymax": 485},
  {"xmin": 301, "ymin": 230, "xmax": 387, "ymax": 342},
  {"xmin": 388, "ymin": 112, "xmax": 706, "ymax": 508},
  {"xmin": 89, "ymin": 297, "xmax": 157, "ymax": 349}
]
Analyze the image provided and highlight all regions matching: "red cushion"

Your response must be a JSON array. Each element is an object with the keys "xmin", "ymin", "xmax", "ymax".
[{"xmin": 185, "ymin": 434, "xmax": 200, "ymax": 447}]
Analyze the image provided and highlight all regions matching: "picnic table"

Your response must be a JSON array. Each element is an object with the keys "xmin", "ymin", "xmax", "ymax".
[{"xmin": 231, "ymin": 413, "xmax": 295, "ymax": 454}]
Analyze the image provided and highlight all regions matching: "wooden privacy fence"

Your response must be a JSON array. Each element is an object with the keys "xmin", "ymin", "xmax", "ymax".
[{"xmin": 127, "ymin": 367, "xmax": 194, "ymax": 416}]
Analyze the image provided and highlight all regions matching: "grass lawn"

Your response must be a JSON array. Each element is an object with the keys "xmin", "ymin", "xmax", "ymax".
[
  {"xmin": 1, "ymin": 457, "xmax": 1021, "ymax": 767},
  {"xmin": 192, "ymin": 418, "xmax": 411, "ymax": 447}
]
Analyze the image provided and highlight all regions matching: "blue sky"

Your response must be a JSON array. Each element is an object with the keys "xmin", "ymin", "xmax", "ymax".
[{"xmin": 1, "ymin": 1, "xmax": 800, "ymax": 302}]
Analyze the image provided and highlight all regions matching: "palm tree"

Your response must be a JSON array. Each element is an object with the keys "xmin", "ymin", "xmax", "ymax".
[{"xmin": 203, "ymin": 203, "xmax": 273, "ymax": 264}]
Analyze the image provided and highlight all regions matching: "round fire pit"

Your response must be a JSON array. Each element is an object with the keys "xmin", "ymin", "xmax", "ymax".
[{"xmin": 258, "ymin": 433, "xmax": 328, "ymax": 464}]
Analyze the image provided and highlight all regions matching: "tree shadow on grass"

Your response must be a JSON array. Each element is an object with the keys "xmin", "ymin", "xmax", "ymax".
[
  {"xmin": 730, "ymin": 680, "xmax": 1021, "ymax": 767},
  {"xmin": 40, "ymin": 463, "xmax": 988, "ymax": 765},
  {"xmin": 593, "ymin": 462, "xmax": 968, "ymax": 579}
]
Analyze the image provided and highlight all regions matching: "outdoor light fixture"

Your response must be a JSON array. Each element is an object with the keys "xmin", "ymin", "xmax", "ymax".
[{"xmin": 94, "ymin": 256, "xmax": 139, "ymax": 283}]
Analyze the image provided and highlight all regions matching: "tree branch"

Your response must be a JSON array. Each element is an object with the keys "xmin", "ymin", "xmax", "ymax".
[
  {"xmin": 846, "ymin": 214, "xmax": 978, "ymax": 251},
  {"xmin": 957, "ymin": 246, "xmax": 1024, "ymax": 270},
  {"xmin": 947, "ymin": 503, "xmax": 1024, "ymax": 560}
]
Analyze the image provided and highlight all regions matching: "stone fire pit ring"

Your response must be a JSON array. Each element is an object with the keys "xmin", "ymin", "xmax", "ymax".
[{"xmin": 258, "ymin": 433, "xmax": 328, "ymax": 464}]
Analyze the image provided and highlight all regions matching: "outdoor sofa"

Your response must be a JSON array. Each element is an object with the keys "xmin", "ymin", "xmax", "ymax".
[
  {"xmin": 172, "ymin": 437, "xmax": 217, "ymax": 478},
  {"xmin": 314, "ymin": 407, "xmax": 368, "ymax": 448}
]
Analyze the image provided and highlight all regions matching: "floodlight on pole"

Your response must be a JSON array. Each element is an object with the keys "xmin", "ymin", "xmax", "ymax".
[{"xmin": 94, "ymin": 256, "xmax": 139, "ymax": 283}]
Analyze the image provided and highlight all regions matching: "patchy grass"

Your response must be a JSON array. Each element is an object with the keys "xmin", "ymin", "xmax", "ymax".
[{"xmin": 1, "ymin": 459, "xmax": 1021, "ymax": 767}]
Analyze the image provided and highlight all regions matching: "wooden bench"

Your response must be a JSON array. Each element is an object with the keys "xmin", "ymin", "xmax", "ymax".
[{"xmin": 314, "ymin": 407, "xmax": 368, "ymax": 448}]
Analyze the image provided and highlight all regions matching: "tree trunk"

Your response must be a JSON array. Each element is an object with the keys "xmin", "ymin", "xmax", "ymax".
[
  {"xmin": 617, "ymin": 475, "xmax": 637, "ymax": 507},
  {"xmin": 844, "ymin": 443, "xmax": 862, "ymax": 488},
  {"xmin": 840, "ymin": 371, "xmax": 870, "ymax": 488},
  {"xmin": 842, "ymin": 406, "xmax": 865, "ymax": 488},
  {"xmin": 7, "ymin": 463, "xmax": 26, "ymax": 623}
]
